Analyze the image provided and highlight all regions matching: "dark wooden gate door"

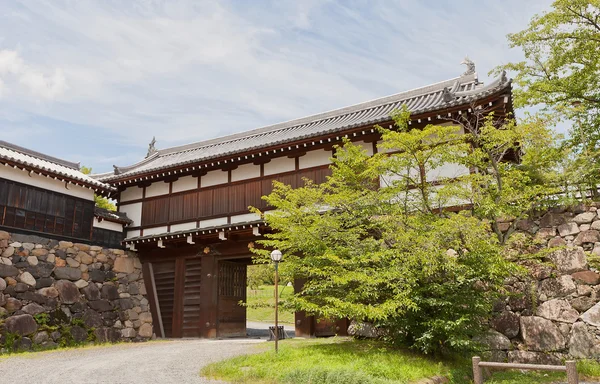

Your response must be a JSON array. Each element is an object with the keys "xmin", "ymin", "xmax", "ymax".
[
  {"xmin": 150, "ymin": 257, "xmax": 202, "ymax": 338},
  {"xmin": 150, "ymin": 260, "xmax": 176, "ymax": 337},
  {"xmin": 217, "ymin": 261, "xmax": 247, "ymax": 337}
]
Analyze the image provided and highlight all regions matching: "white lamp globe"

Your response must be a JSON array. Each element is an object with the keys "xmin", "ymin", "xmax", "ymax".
[{"xmin": 270, "ymin": 249, "xmax": 283, "ymax": 262}]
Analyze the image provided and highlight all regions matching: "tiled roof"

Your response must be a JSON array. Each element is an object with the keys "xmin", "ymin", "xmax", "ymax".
[
  {"xmin": 0, "ymin": 141, "xmax": 116, "ymax": 192},
  {"xmin": 94, "ymin": 207, "xmax": 132, "ymax": 225},
  {"xmin": 98, "ymin": 71, "xmax": 511, "ymax": 182}
]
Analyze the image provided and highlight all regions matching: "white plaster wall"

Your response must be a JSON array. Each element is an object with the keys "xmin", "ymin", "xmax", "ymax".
[
  {"xmin": 201, "ymin": 170, "xmax": 228, "ymax": 187},
  {"xmin": 0, "ymin": 166, "xmax": 94, "ymax": 201},
  {"xmin": 119, "ymin": 202, "xmax": 142, "ymax": 227},
  {"xmin": 355, "ymin": 141, "xmax": 374, "ymax": 156},
  {"xmin": 380, "ymin": 167, "xmax": 420, "ymax": 188},
  {"xmin": 264, "ymin": 157, "xmax": 295, "ymax": 176},
  {"xmin": 199, "ymin": 217, "xmax": 228, "ymax": 228},
  {"xmin": 170, "ymin": 222, "xmax": 197, "ymax": 232},
  {"xmin": 231, "ymin": 163, "xmax": 260, "ymax": 182},
  {"xmin": 145, "ymin": 182, "xmax": 170, "ymax": 198},
  {"xmin": 230, "ymin": 213, "xmax": 261, "ymax": 223},
  {"xmin": 126, "ymin": 229, "xmax": 140, "ymax": 239},
  {"xmin": 120, "ymin": 187, "xmax": 143, "ymax": 202},
  {"xmin": 299, "ymin": 149, "xmax": 332, "ymax": 169},
  {"xmin": 426, "ymin": 163, "xmax": 470, "ymax": 182},
  {"xmin": 93, "ymin": 217, "xmax": 124, "ymax": 232},
  {"xmin": 172, "ymin": 175, "xmax": 197, "ymax": 193},
  {"xmin": 143, "ymin": 226, "xmax": 168, "ymax": 236}
]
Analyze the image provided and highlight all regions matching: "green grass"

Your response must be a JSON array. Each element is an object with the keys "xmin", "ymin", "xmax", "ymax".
[
  {"xmin": 246, "ymin": 285, "xmax": 295, "ymax": 324},
  {"xmin": 201, "ymin": 338, "xmax": 600, "ymax": 384}
]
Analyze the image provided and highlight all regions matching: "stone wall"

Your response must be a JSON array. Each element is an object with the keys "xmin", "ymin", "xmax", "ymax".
[
  {"xmin": 484, "ymin": 204, "xmax": 600, "ymax": 363},
  {"xmin": 0, "ymin": 230, "xmax": 152, "ymax": 352}
]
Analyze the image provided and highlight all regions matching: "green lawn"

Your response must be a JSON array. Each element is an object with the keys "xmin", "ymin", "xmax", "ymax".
[
  {"xmin": 246, "ymin": 285, "xmax": 295, "ymax": 324},
  {"xmin": 202, "ymin": 338, "xmax": 600, "ymax": 384}
]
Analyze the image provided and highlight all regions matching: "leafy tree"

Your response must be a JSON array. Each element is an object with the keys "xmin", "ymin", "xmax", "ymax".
[
  {"xmin": 80, "ymin": 166, "xmax": 117, "ymax": 211},
  {"xmin": 496, "ymin": 0, "xmax": 600, "ymax": 190},
  {"xmin": 251, "ymin": 108, "xmax": 566, "ymax": 354}
]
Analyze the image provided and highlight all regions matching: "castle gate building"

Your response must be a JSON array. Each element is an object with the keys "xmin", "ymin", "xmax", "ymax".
[{"xmin": 95, "ymin": 66, "xmax": 514, "ymax": 338}]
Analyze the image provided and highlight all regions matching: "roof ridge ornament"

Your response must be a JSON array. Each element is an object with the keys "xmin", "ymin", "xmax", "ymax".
[
  {"xmin": 442, "ymin": 87, "xmax": 455, "ymax": 103},
  {"xmin": 146, "ymin": 136, "xmax": 158, "ymax": 158},
  {"xmin": 460, "ymin": 56, "xmax": 476, "ymax": 76}
]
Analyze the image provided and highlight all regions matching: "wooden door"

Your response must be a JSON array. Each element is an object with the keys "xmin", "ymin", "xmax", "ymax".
[
  {"xmin": 181, "ymin": 258, "xmax": 202, "ymax": 337},
  {"xmin": 217, "ymin": 261, "xmax": 247, "ymax": 337},
  {"xmin": 151, "ymin": 260, "xmax": 176, "ymax": 337}
]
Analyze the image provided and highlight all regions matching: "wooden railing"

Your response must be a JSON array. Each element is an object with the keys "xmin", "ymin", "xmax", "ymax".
[{"xmin": 472, "ymin": 356, "xmax": 578, "ymax": 384}]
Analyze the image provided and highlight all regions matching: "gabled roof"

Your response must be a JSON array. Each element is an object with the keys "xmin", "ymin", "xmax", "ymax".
[
  {"xmin": 94, "ymin": 207, "xmax": 132, "ymax": 225},
  {"xmin": 98, "ymin": 70, "xmax": 511, "ymax": 183},
  {"xmin": 0, "ymin": 141, "xmax": 116, "ymax": 193}
]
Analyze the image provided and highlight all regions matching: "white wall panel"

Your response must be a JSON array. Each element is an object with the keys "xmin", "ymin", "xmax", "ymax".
[
  {"xmin": 172, "ymin": 175, "xmax": 197, "ymax": 193},
  {"xmin": 355, "ymin": 141, "xmax": 374, "ymax": 156},
  {"xmin": 264, "ymin": 157, "xmax": 295, "ymax": 176},
  {"xmin": 93, "ymin": 217, "xmax": 124, "ymax": 232},
  {"xmin": 145, "ymin": 182, "xmax": 169, "ymax": 198},
  {"xmin": 143, "ymin": 226, "xmax": 168, "ymax": 236},
  {"xmin": 426, "ymin": 163, "xmax": 470, "ymax": 182},
  {"xmin": 231, "ymin": 163, "xmax": 260, "ymax": 182},
  {"xmin": 0, "ymin": 166, "xmax": 94, "ymax": 201},
  {"xmin": 201, "ymin": 170, "xmax": 228, "ymax": 187},
  {"xmin": 119, "ymin": 202, "xmax": 142, "ymax": 227},
  {"xmin": 230, "ymin": 213, "xmax": 261, "ymax": 223},
  {"xmin": 120, "ymin": 187, "xmax": 143, "ymax": 202},
  {"xmin": 199, "ymin": 217, "xmax": 228, "ymax": 228},
  {"xmin": 126, "ymin": 229, "xmax": 140, "ymax": 239},
  {"xmin": 299, "ymin": 149, "xmax": 332, "ymax": 169},
  {"xmin": 170, "ymin": 222, "xmax": 197, "ymax": 232}
]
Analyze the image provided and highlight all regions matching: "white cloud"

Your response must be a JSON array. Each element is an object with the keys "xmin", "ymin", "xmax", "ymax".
[
  {"xmin": 0, "ymin": 49, "xmax": 67, "ymax": 99},
  {"xmin": 0, "ymin": 0, "xmax": 558, "ymax": 172}
]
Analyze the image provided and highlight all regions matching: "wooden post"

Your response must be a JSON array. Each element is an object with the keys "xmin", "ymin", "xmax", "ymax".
[
  {"xmin": 472, "ymin": 356, "xmax": 483, "ymax": 384},
  {"xmin": 566, "ymin": 360, "xmax": 578, "ymax": 384}
]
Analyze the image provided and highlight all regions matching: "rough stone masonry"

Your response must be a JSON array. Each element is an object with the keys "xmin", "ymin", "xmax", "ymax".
[
  {"xmin": 480, "ymin": 204, "xmax": 600, "ymax": 363},
  {"xmin": 0, "ymin": 231, "xmax": 153, "ymax": 352}
]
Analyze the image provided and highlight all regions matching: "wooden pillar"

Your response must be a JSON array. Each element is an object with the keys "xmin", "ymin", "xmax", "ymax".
[
  {"xmin": 171, "ymin": 258, "xmax": 186, "ymax": 338},
  {"xmin": 142, "ymin": 261, "xmax": 164, "ymax": 338},
  {"xmin": 199, "ymin": 255, "xmax": 218, "ymax": 338},
  {"xmin": 293, "ymin": 278, "xmax": 315, "ymax": 338}
]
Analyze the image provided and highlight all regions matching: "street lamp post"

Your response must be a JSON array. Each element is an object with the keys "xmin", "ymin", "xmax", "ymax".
[{"xmin": 270, "ymin": 249, "xmax": 283, "ymax": 353}]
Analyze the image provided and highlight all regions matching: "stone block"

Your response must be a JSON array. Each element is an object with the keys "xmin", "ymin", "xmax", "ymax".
[
  {"xmin": 78, "ymin": 251, "xmax": 93, "ymax": 265},
  {"xmin": 66, "ymin": 257, "xmax": 80, "ymax": 268},
  {"xmin": 0, "ymin": 264, "xmax": 19, "ymax": 277},
  {"xmin": 573, "ymin": 211, "xmax": 596, "ymax": 224},
  {"xmin": 113, "ymin": 257, "xmax": 134, "ymax": 274},
  {"xmin": 539, "ymin": 275, "xmax": 576, "ymax": 298},
  {"xmin": 474, "ymin": 329, "xmax": 511, "ymax": 350},
  {"xmin": 54, "ymin": 267, "xmax": 82, "ymax": 281},
  {"xmin": 572, "ymin": 271, "xmax": 600, "ymax": 285},
  {"xmin": 19, "ymin": 271, "xmax": 36, "ymax": 287},
  {"xmin": 508, "ymin": 350, "xmax": 562, "ymax": 365},
  {"xmin": 74, "ymin": 279, "xmax": 89, "ymax": 289},
  {"xmin": 26, "ymin": 256, "xmax": 38, "ymax": 266},
  {"xmin": 31, "ymin": 248, "xmax": 48, "ymax": 257},
  {"xmin": 138, "ymin": 323, "xmax": 153, "ymax": 338},
  {"xmin": 89, "ymin": 300, "xmax": 113, "ymax": 312},
  {"xmin": 4, "ymin": 314, "xmax": 38, "ymax": 336},
  {"xmin": 38, "ymin": 287, "xmax": 59, "ymax": 298},
  {"xmin": 536, "ymin": 299, "xmax": 579, "ymax": 323},
  {"xmin": 101, "ymin": 285, "xmax": 119, "ymax": 300},
  {"xmin": 55, "ymin": 280, "xmax": 80, "ymax": 304},
  {"xmin": 22, "ymin": 303, "xmax": 45, "ymax": 315},
  {"xmin": 28, "ymin": 262, "xmax": 55, "ymax": 278},
  {"xmin": 569, "ymin": 322, "xmax": 600, "ymax": 358},
  {"xmin": 89, "ymin": 269, "xmax": 106, "ymax": 283},
  {"xmin": 520, "ymin": 316, "xmax": 566, "ymax": 351},
  {"xmin": 491, "ymin": 311, "xmax": 520, "ymax": 339},
  {"xmin": 571, "ymin": 296, "xmax": 595, "ymax": 312},
  {"xmin": 0, "ymin": 231, "xmax": 9, "ymax": 240},
  {"xmin": 83, "ymin": 309, "xmax": 104, "ymax": 328},
  {"xmin": 558, "ymin": 222, "xmax": 579, "ymax": 237},
  {"xmin": 5, "ymin": 297, "xmax": 22, "ymax": 312},
  {"xmin": 574, "ymin": 230, "xmax": 600, "ymax": 246},
  {"xmin": 549, "ymin": 248, "xmax": 588, "ymax": 273},
  {"xmin": 540, "ymin": 212, "xmax": 568, "ymax": 228},
  {"xmin": 139, "ymin": 312, "xmax": 152, "ymax": 324},
  {"xmin": 82, "ymin": 283, "xmax": 101, "ymax": 301},
  {"xmin": 33, "ymin": 331, "xmax": 49, "ymax": 345},
  {"xmin": 121, "ymin": 328, "xmax": 136, "ymax": 338},
  {"xmin": 581, "ymin": 302, "xmax": 600, "ymax": 327},
  {"xmin": 71, "ymin": 326, "xmax": 88, "ymax": 343},
  {"xmin": 0, "ymin": 278, "xmax": 6, "ymax": 291},
  {"xmin": 2, "ymin": 246, "xmax": 15, "ymax": 258}
]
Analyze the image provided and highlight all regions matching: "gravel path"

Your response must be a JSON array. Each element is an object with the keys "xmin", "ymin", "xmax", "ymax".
[{"xmin": 0, "ymin": 338, "xmax": 265, "ymax": 384}]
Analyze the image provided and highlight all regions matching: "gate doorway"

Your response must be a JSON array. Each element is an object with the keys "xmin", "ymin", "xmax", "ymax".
[{"xmin": 217, "ymin": 260, "xmax": 247, "ymax": 337}]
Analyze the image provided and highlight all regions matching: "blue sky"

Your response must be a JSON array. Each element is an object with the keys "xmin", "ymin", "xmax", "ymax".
[{"xmin": 1, "ymin": 0, "xmax": 556, "ymax": 173}]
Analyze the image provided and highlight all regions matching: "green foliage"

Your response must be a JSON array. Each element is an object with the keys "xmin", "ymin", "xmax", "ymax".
[
  {"xmin": 245, "ymin": 285, "xmax": 295, "ymax": 324},
  {"xmin": 495, "ymin": 0, "xmax": 600, "ymax": 193},
  {"xmin": 71, "ymin": 318, "xmax": 85, "ymax": 327},
  {"xmin": 33, "ymin": 313, "xmax": 50, "ymax": 326},
  {"xmin": 0, "ymin": 332, "xmax": 20, "ymax": 352},
  {"xmin": 247, "ymin": 264, "xmax": 274, "ymax": 290},
  {"xmin": 251, "ymin": 108, "xmax": 546, "ymax": 354},
  {"xmin": 80, "ymin": 166, "xmax": 117, "ymax": 211}
]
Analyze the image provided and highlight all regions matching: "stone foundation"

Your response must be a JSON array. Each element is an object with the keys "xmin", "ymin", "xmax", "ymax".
[
  {"xmin": 0, "ymin": 231, "xmax": 152, "ymax": 352},
  {"xmin": 483, "ymin": 204, "xmax": 600, "ymax": 362}
]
